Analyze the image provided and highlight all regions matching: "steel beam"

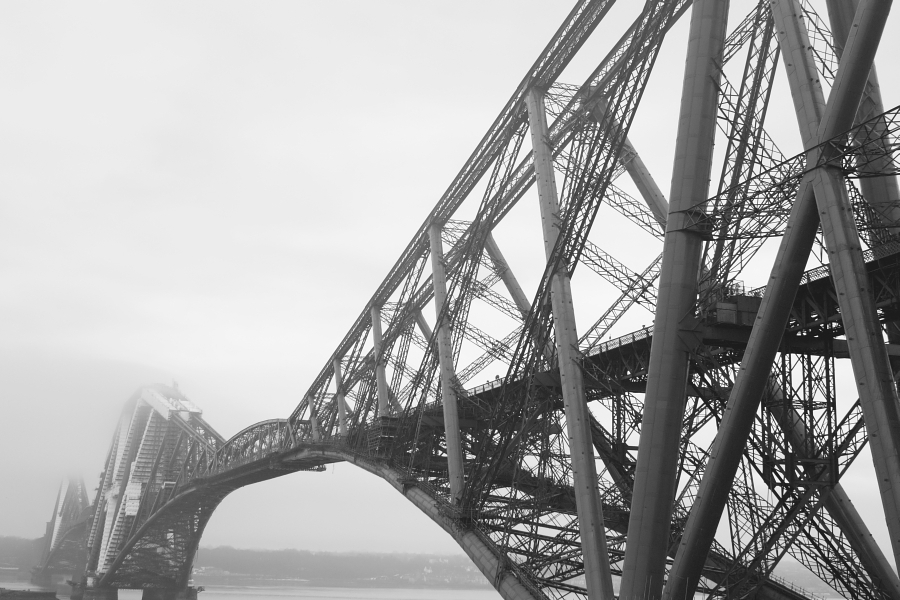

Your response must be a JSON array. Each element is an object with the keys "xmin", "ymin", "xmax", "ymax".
[
  {"xmin": 589, "ymin": 102, "xmax": 669, "ymax": 227},
  {"xmin": 663, "ymin": 2, "xmax": 897, "ymax": 597},
  {"xmin": 304, "ymin": 396, "xmax": 321, "ymax": 442},
  {"xmin": 771, "ymin": 393, "xmax": 900, "ymax": 599},
  {"xmin": 428, "ymin": 224, "xmax": 465, "ymax": 504},
  {"xmin": 620, "ymin": 137, "xmax": 669, "ymax": 226},
  {"xmin": 484, "ymin": 233, "xmax": 532, "ymax": 319},
  {"xmin": 619, "ymin": 1, "xmax": 729, "ymax": 597},
  {"xmin": 332, "ymin": 359, "xmax": 347, "ymax": 437},
  {"xmin": 777, "ymin": 0, "xmax": 900, "ymax": 573},
  {"xmin": 525, "ymin": 87, "xmax": 614, "ymax": 600},
  {"xmin": 414, "ymin": 309, "xmax": 433, "ymax": 340},
  {"xmin": 827, "ymin": 0, "xmax": 900, "ymax": 235},
  {"xmin": 370, "ymin": 305, "xmax": 391, "ymax": 416}
]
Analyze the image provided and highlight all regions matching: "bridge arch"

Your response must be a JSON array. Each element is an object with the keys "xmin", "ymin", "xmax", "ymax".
[{"xmin": 95, "ymin": 424, "xmax": 543, "ymax": 600}]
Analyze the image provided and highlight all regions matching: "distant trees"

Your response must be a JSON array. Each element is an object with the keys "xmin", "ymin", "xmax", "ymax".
[{"xmin": 192, "ymin": 546, "xmax": 489, "ymax": 588}]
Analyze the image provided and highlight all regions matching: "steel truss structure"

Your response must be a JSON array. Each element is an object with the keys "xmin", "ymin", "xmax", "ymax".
[
  {"xmin": 67, "ymin": 1, "xmax": 900, "ymax": 599},
  {"xmin": 32, "ymin": 478, "xmax": 93, "ymax": 588}
]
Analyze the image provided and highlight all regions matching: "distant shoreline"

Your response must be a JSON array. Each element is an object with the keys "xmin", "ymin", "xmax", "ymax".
[{"xmin": 193, "ymin": 576, "xmax": 492, "ymax": 590}]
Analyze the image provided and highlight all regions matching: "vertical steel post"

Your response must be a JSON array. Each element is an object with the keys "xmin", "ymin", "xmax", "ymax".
[
  {"xmin": 663, "ymin": 2, "xmax": 896, "ymax": 596},
  {"xmin": 371, "ymin": 305, "xmax": 391, "ymax": 416},
  {"xmin": 428, "ymin": 224, "xmax": 466, "ymax": 504},
  {"xmin": 525, "ymin": 87, "xmax": 615, "ymax": 600},
  {"xmin": 304, "ymin": 395, "xmax": 321, "ymax": 442},
  {"xmin": 332, "ymin": 359, "xmax": 347, "ymax": 438},
  {"xmin": 619, "ymin": 1, "xmax": 729, "ymax": 597}
]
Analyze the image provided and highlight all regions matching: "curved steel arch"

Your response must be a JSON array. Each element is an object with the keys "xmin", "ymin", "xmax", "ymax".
[
  {"xmin": 97, "ymin": 438, "xmax": 544, "ymax": 600},
  {"xmin": 68, "ymin": 1, "xmax": 900, "ymax": 599}
]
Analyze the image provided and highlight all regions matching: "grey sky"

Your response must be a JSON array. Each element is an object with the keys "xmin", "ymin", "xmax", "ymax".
[{"xmin": 2, "ymin": 1, "xmax": 899, "ymax": 556}]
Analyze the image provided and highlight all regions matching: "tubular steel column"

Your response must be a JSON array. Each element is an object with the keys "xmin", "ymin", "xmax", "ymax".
[
  {"xmin": 620, "ymin": 137, "xmax": 669, "ymax": 226},
  {"xmin": 428, "ymin": 224, "xmax": 465, "ymax": 504},
  {"xmin": 827, "ymin": 0, "xmax": 900, "ymax": 233},
  {"xmin": 305, "ymin": 396, "xmax": 321, "ymax": 442},
  {"xmin": 414, "ymin": 309, "xmax": 433, "ymax": 340},
  {"xmin": 484, "ymin": 233, "xmax": 532, "ymax": 319},
  {"xmin": 371, "ymin": 305, "xmax": 391, "ymax": 416},
  {"xmin": 525, "ymin": 87, "xmax": 614, "ymax": 600},
  {"xmin": 332, "ymin": 359, "xmax": 348, "ymax": 438},
  {"xmin": 664, "ymin": 3, "xmax": 897, "ymax": 597},
  {"xmin": 619, "ymin": 1, "xmax": 729, "ymax": 597}
]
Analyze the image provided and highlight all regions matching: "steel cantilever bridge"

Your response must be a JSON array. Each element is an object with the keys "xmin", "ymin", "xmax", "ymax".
[{"xmin": 53, "ymin": 0, "xmax": 900, "ymax": 598}]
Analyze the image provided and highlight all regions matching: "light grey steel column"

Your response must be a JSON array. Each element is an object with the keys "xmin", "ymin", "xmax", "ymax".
[
  {"xmin": 484, "ymin": 233, "xmax": 532, "ymax": 319},
  {"xmin": 332, "ymin": 359, "xmax": 347, "ymax": 438},
  {"xmin": 779, "ymin": 0, "xmax": 900, "ymax": 571},
  {"xmin": 525, "ymin": 87, "xmax": 614, "ymax": 600},
  {"xmin": 305, "ymin": 396, "xmax": 321, "ymax": 442},
  {"xmin": 663, "ymin": 2, "xmax": 896, "ymax": 597},
  {"xmin": 428, "ymin": 224, "xmax": 465, "ymax": 504},
  {"xmin": 371, "ymin": 305, "xmax": 391, "ymax": 416},
  {"xmin": 620, "ymin": 137, "xmax": 669, "ymax": 226},
  {"xmin": 590, "ymin": 102, "xmax": 669, "ymax": 226},
  {"xmin": 827, "ymin": 0, "xmax": 900, "ymax": 233},
  {"xmin": 414, "ymin": 309, "xmax": 434, "ymax": 340},
  {"xmin": 619, "ymin": 1, "xmax": 729, "ymax": 597}
]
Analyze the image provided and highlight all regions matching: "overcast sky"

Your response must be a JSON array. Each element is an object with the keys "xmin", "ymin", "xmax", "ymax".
[{"xmin": 2, "ymin": 1, "xmax": 900, "ymax": 558}]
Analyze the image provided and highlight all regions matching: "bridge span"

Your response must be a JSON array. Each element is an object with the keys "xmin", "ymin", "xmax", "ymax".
[
  {"xmin": 54, "ymin": 238, "xmax": 900, "ymax": 600},
  {"xmin": 33, "ymin": 0, "xmax": 900, "ymax": 598}
]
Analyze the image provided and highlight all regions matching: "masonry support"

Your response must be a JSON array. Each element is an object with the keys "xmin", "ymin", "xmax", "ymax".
[
  {"xmin": 332, "ymin": 358, "xmax": 348, "ymax": 437},
  {"xmin": 428, "ymin": 224, "xmax": 466, "ymax": 504},
  {"xmin": 525, "ymin": 87, "xmax": 614, "ymax": 600},
  {"xmin": 618, "ymin": 1, "xmax": 729, "ymax": 598},
  {"xmin": 663, "ymin": 2, "xmax": 898, "ymax": 597},
  {"xmin": 371, "ymin": 305, "xmax": 391, "ymax": 416}
]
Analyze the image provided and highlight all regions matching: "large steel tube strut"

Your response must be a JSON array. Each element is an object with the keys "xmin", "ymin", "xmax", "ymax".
[
  {"xmin": 370, "ymin": 305, "xmax": 391, "ymax": 416},
  {"xmin": 332, "ymin": 358, "xmax": 348, "ymax": 437},
  {"xmin": 826, "ymin": 0, "xmax": 900, "ymax": 234},
  {"xmin": 428, "ymin": 224, "xmax": 465, "ymax": 504},
  {"xmin": 619, "ymin": 1, "xmax": 729, "ymax": 597},
  {"xmin": 484, "ymin": 233, "xmax": 532, "ymax": 319},
  {"xmin": 525, "ymin": 87, "xmax": 614, "ymax": 600},
  {"xmin": 663, "ymin": 2, "xmax": 897, "ymax": 597}
]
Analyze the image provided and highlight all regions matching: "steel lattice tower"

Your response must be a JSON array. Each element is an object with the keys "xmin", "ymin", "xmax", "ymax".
[{"xmin": 66, "ymin": 1, "xmax": 900, "ymax": 599}]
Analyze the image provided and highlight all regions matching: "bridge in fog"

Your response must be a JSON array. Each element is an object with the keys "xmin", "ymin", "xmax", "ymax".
[{"xmin": 33, "ymin": 0, "xmax": 900, "ymax": 598}]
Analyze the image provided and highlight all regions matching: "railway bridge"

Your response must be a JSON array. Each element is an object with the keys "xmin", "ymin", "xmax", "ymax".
[{"xmin": 36, "ymin": 0, "xmax": 900, "ymax": 598}]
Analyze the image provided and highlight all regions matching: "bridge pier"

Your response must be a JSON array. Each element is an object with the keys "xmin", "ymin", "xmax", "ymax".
[{"xmin": 29, "ymin": 569, "xmax": 53, "ymax": 588}]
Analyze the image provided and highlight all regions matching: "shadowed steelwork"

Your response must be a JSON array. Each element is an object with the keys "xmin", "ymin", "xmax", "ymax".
[{"xmin": 49, "ymin": 1, "xmax": 900, "ymax": 599}]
